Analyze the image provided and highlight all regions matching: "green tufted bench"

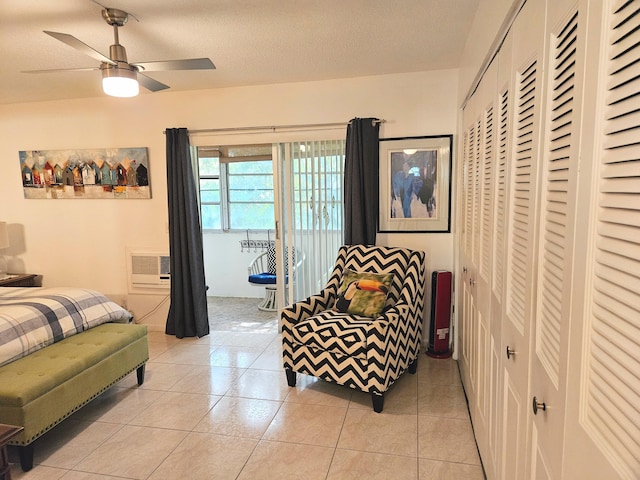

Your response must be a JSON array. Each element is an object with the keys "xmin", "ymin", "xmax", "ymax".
[{"xmin": 0, "ymin": 322, "xmax": 149, "ymax": 471}]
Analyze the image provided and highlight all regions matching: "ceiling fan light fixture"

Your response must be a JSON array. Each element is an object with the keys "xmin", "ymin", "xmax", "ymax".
[{"xmin": 102, "ymin": 66, "xmax": 139, "ymax": 97}]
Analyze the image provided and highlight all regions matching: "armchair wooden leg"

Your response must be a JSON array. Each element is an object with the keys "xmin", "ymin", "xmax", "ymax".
[
  {"xmin": 371, "ymin": 393, "xmax": 384, "ymax": 413},
  {"xmin": 409, "ymin": 357, "xmax": 418, "ymax": 374},
  {"xmin": 285, "ymin": 368, "xmax": 297, "ymax": 387}
]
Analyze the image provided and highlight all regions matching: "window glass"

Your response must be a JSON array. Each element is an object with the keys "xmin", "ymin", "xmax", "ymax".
[
  {"xmin": 197, "ymin": 145, "xmax": 274, "ymax": 231},
  {"xmin": 199, "ymin": 156, "xmax": 219, "ymax": 176},
  {"xmin": 201, "ymin": 204, "xmax": 221, "ymax": 230},
  {"xmin": 228, "ymin": 161, "xmax": 274, "ymax": 229}
]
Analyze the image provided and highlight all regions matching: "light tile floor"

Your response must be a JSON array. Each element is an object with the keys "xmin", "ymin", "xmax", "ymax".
[{"xmin": 9, "ymin": 297, "xmax": 485, "ymax": 479}]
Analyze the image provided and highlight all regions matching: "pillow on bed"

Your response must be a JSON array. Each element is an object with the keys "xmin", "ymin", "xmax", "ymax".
[
  {"xmin": 0, "ymin": 287, "xmax": 133, "ymax": 367},
  {"xmin": 334, "ymin": 270, "xmax": 394, "ymax": 318}
]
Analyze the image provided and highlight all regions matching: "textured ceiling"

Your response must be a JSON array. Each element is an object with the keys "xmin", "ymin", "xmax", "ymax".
[{"xmin": 0, "ymin": 0, "xmax": 479, "ymax": 105}]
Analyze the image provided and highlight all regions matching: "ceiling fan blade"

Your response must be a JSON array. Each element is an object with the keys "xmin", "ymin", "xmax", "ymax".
[
  {"xmin": 133, "ymin": 58, "xmax": 215, "ymax": 72},
  {"xmin": 22, "ymin": 67, "xmax": 100, "ymax": 74},
  {"xmin": 137, "ymin": 73, "xmax": 170, "ymax": 92},
  {"xmin": 44, "ymin": 31, "xmax": 116, "ymax": 65}
]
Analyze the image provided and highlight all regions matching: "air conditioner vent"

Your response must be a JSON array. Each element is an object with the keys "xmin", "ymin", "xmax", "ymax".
[
  {"xmin": 132, "ymin": 255, "xmax": 160, "ymax": 275},
  {"xmin": 127, "ymin": 250, "xmax": 170, "ymax": 291}
]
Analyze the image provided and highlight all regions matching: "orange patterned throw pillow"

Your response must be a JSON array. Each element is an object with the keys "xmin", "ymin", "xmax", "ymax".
[{"xmin": 335, "ymin": 270, "xmax": 394, "ymax": 318}]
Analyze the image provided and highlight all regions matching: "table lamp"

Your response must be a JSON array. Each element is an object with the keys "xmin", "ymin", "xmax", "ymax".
[{"xmin": 0, "ymin": 222, "xmax": 10, "ymax": 279}]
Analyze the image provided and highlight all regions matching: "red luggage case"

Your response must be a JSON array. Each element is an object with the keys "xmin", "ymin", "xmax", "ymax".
[{"xmin": 426, "ymin": 270, "xmax": 452, "ymax": 358}]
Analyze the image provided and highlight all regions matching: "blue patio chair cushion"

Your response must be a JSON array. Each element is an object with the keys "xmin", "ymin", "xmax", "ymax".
[{"xmin": 248, "ymin": 273, "xmax": 277, "ymax": 285}]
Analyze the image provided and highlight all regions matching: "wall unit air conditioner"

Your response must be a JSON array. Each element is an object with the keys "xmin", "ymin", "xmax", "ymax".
[{"xmin": 128, "ymin": 251, "xmax": 170, "ymax": 290}]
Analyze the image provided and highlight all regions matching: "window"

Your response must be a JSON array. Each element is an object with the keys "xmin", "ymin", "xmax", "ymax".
[{"xmin": 198, "ymin": 144, "xmax": 274, "ymax": 231}]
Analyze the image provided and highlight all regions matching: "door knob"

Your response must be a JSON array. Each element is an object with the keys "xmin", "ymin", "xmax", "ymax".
[
  {"xmin": 532, "ymin": 396, "xmax": 546, "ymax": 415},
  {"xmin": 506, "ymin": 346, "xmax": 515, "ymax": 359},
  {"xmin": 469, "ymin": 278, "xmax": 475, "ymax": 286},
  {"xmin": 463, "ymin": 266, "xmax": 468, "ymax": 274}
]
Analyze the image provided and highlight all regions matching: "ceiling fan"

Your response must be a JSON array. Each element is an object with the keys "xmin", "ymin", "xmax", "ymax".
[{"xmin": 24, "ymin": 7, "xmax": 216, "ymax": 97}]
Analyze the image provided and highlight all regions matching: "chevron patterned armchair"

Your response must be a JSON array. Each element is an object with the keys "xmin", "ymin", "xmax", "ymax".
[{"xmin": 281, "ymin": 244, "xmax": 425, "ymax": 412}]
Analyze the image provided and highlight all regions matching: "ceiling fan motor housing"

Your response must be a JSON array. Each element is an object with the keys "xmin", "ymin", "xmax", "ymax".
[
  {"xmin": 101, "ymin": 8, "xmax": 129, "ymax": 27},
  {"xmin": 109, "ymin": 44, "xmax": 128, "ymax": 63}
]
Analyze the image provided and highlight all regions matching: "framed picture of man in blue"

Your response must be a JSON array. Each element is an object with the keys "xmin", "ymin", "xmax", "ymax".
[{"xmin": 378, "ymin": 135, "xmax": 452, "ymax": 233}]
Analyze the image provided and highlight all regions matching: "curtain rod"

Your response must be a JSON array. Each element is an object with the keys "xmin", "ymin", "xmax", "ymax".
[{"xmin": 163, "ymin": 119, "xmax": 385, "ymax": 135}]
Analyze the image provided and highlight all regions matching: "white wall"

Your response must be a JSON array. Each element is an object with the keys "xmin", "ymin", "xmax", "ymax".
[{"xmin": 0, "ymin": 69, "xmax": 459, "ymax": 325}]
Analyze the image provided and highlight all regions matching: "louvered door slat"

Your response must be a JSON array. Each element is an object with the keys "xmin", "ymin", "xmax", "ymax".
[
  {"xmin": 597, "ymin": 236, "xmax": 640, "ymax": 267},
  {"xmin": 553, "ymin": 62, "xmax": 575, "ymax": 92},
  {"xmin": 610, "ymin": 31, "xmax": 640, "ymax": 59},
  {"xmin": 542, "ymin": 267, "xmax": 563, "ymax": 298},
  {"xmin": 600, "ymin": 176, "xmax": 640, "ymax": 193},
  {"xmin": 602, "ymin": 126, "xmax": 640, "ymax": 149},
  {"xmin": 604, "ymin": 108, "xmax": 640, "ymax": 133},
  {"xmin": 599, "ymin": 192, "xmax": 639, "ymax": 210},
  {"xmin": 606, "ymin": 78, "xmax": 640, "ymax": 105},
  {"xmin": 599, "ymin": 208, "xmax": 640, "ymax": 229},
  {"xmin": 608, "ymin": 49, "xmax": 640, "ymax": 86},
  {"xmin": 550, "ymin": 123, "xmax": 572, "ymax": 144},
  {"xmin": 602, "ymin": 145, "xmax": 640, "ymax": 165},
  {"xmin": 597, "ymin": 221, "xmax": 640, "ymax": 245},
  {"xmin": 589, "ymin": 367, "xmax": 638, "ymax": 442},
  {"xmin": 595, "ymin": 266, "xmax": 640, "ymax": 312},
  {"xmin": 552, "ymin": 91, "xmax": 574, "ymax": 120},
  {"xmin": 547, "ymin": 167, "xmax": 568, "ymax": 184},
  {"xmin": 545, "ymin": 211, "xmax": 567, "ymax": 233},
  {"xmin": 597, "ymin": 248, "xmax": 640, "ymax": 279}
]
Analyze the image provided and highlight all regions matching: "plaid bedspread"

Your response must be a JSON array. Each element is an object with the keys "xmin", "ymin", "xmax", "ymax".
[{"xmin": 0, "ymin": 287, "xmax": 133, "ymax": 367}]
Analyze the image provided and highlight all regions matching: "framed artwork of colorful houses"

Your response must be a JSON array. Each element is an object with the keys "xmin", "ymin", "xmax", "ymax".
[{"xmin": 18, "ymin": 147, "xmax": 151, "ymax": 199}]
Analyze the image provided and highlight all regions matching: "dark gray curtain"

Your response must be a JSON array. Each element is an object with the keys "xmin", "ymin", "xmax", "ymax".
[
  {"xmin": 344, "ymin": 117, "xmax": 380, "ymax": 245},
  {"xmin": 165, "ymin": 128, "xmax": 209, "ymax": 338}
]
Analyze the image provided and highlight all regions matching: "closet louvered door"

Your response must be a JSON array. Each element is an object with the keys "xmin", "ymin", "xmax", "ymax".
[
  {"xmin": 459, "ymin": 87, "xmax": 480, "ymax": 403},
  {"xmin": 466, "ymin": 59, "xmax": 500, "ymax": 478},
  {"xmin": 529, "ymin": 2, "xmax": 586, "ymax": 478},
  {"xmin": 498, "ymin": 0, "xmax": 546, "ymax": 474},
  {"xmin": 563, "ymin": 1, "xmax": 640, "ymax": 478},
  {"xmin": 492, "ymin": 25, "xmax": 531, "ymax": 480}
]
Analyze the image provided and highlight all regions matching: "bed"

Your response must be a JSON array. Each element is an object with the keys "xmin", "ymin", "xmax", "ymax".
[{"xmin": 0, "ymin": 286, "xmax": 149, "ymax": 471}]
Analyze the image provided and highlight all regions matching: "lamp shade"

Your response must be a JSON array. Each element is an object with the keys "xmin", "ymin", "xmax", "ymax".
[
  {"xmin": 102, "ymin": 66, "xmax": 139, "ymax": 97},
  {"xmin": 0, "ymin": 222, "xmax": 9, "ymax": 250}
]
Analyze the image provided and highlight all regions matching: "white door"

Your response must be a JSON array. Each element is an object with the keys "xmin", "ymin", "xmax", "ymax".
[
  {"xmin": 528, "ymin": 1, "xmax": 588, "ymax": 477},
  {"xmin": 459, "ymin": 92, "xmax": 481, "ymax": 412},
  {"xmin": 562, "ymin": 1, "xmax": 640, "ymax": 478},
  {"xmin": 500, "ymin": 0, "xmax": 546, "ymax": 477},
  {"xmin": 474, "ymin": 58, "xmax": 501, "ymax": 478}
]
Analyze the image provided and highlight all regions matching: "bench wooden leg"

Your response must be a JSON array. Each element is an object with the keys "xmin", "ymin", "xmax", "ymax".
[
  {"xmin": 136, "ymin": 364, "xmax": 146, "ymax": 386},
  {"xmin": 18, "ymin": 444, "xmax": 34, "ymax": 472}
]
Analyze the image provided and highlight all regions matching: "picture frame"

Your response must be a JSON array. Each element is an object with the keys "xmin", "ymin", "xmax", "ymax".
[
  {"xmin": 18, "ymin": 147, "xmax": 151, "ymax": 199},
  {"xmin": 378, "ymin": 135, "xmax": 452, "ymax": 233}
]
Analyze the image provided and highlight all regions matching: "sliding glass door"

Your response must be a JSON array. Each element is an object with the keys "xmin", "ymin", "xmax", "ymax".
[{"xmin": 275, "ymin": 140, "xmax": 346, "ymax": 307}]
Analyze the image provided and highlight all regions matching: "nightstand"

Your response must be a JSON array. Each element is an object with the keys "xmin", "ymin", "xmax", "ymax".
[
  {"xmin": 0, "ymin": 274, "xmax": 39, "ymax": 287},
  {"xmin": 0, "ymin": 423, "xmax": 23, "ymax": 480}
]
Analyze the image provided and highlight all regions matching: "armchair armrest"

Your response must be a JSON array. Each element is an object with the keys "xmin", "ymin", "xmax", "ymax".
[{"xmin": 281, "ymin": 287, "xmax": 335, "ymax": 326}]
